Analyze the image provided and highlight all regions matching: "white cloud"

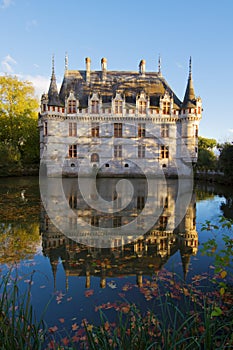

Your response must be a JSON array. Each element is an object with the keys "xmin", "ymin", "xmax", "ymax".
[
  {"xmin": 20, "ymin": 74, "xmax": 50, "ymax": 98},
  {"xmin": 1, "ymin": 54, "xmax": 17, "ymax": 73},
  {"xmin": 0, "ymin": 0, "xmax": 14, "ymax": 9},
  {"xmin": 26, "ymin": 19, "xmax": 38, "ymax": 31},
  {"xmin": 228, "ymin": 129, "xmax": 233, "ymax": 133}
]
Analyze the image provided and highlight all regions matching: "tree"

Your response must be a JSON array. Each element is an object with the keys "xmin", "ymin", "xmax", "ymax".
[
  {"xmin": 197, "ymin": 136, "xmax": 217, "ymax": 170},
  {"xmin": 0, "ymin": 75, "xmax": 39, "ymax": 168},
  {"xmin": 218, "ymin": 142, "xmax": 233, "ymax": 181},
  {"xmin": 198, "ymin": 136, "xmax": 217, "ymax": 150}
]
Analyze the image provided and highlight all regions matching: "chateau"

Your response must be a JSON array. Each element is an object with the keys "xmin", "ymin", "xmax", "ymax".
[{"xmin": 39, "ymin": 56, "xmax": 202, "ymax": 177}]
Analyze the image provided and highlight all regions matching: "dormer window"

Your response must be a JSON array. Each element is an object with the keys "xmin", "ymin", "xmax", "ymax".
[
  {"xmin": 68, "ymin": 100, "xmax": 76, "ymax": 114},
  {"xmin": 115, "ymin": 100, "xmax": 123, "ymax": 114},
  {"xmin": 138, "ymin": 101, "xmax": 147, "ymax": 114},
  {"xmin": 91, "ymin": 100, "xmax": 99, "ymax": 114},
  {"xmin": 162, "ymin": 102, "xmax": 170, "ymax": 114}
]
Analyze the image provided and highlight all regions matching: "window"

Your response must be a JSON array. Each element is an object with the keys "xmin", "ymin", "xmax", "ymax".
[
  {"xmin": 91, "ymin": 100, "xmax": 99, "ymax": 114},
  {"xmin": 161, "ymin": 145, "xmax": 169, "ymax": 159},
  {"xmin": 138, "ymin": 145, "xmax": 145, "ymax": 158},
  {"xmin": 69, "ymin": 122, "xmax": 77, "ymax": 137},
  {"xmin": 138, "ymin": 101, "xmax": 147, "ymax": 114},
  {"xmin": 137, "ymin": 196, "xmax": 145, "ymax": 209},
  {"xmin": 69, "ymin": 145, "xmax": 77, "ymax": 158},
  {"xmin": 159, "ymin": 216, "xmax": 168, "ymax": 230},
  {"xmin": 114, "ymin": 123, "xmax": 122, "ymax": 137},
  {"xmin": 91, "ymin": 216, "xmax": 99, "ymax": 227},
  {"xmin": 194, "ymin": 125, "xmax": 198, "ymax": 137},
  {"xmin": 161, "ymin": 124, "xmax": 169, "ymax": 138},
  {"xmin": 114, "ymin": 145, "xmax": 122, "ymax": 158},
  {"xmin": 115, "ymin": 100, "xmax": 123, "ymax": 114},
  {"xmin": 69, "ymin": 195, "xmax": 77, "ymax": 209},
  {"xmin": 113, "ymin": 216, "xmax": 121, "ymax": 227},
  {"xmin": 91, "ymin": 153, "xmax": 99, "ymax": 162},
  {"xmin": 68, "ymin": 100, "xmax": 76, "ymax": 114},
  {"xmin": 160, "ymin": 196, "xmax": 168, "ymax": 209},
  {"xmin": 91, "ymin": 123, "xmax": 99, "ymax": 137},
  {"xmin": 138, "ymin": 123, "xmax": 146, "ymax": 137},
  {"xmin": 42, "ymin": 104, "xmax": 46, "ymax": 112},
  {"xmin": 44, "ymin": 121, "xmax": 48, "ymax": 136},
  {"xmin": 162, "ymin": 101, "xmax": 170, "ymax": 114}
]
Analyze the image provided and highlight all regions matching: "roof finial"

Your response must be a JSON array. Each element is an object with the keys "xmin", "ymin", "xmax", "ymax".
[
  {"xmin": 158, "ymin": 54, "xmax": 162, "ymax": 76},
  {"xmin": 52, "ymin": 54, "xmax": 55, "ymax": 75},
  {"xmin": 189, "ymin": 56, "xmax": 192, "ymax": 78},
  {"xmin": 65, "ymin": 52, "xmax": 68, "ymax": 71}
]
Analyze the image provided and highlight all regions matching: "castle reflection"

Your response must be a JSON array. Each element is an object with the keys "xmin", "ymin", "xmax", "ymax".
[{"xmin": 40, "ymin": 178, "xmax": 198, "ymax": 290}]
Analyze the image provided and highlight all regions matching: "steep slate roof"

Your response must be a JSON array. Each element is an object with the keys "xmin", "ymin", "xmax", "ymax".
[
  {"xmin": 182, "ymin": 57, "xmax": 197, "ymax": 108},
  {"xmin": 58, "ymin": 69, "xmax": 182, "ymax": 108},
  {"xmin": 48, "ymin": 60, "xmax": 61, "ymax": 106}
]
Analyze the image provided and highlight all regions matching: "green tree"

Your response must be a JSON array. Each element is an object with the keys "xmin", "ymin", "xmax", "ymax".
[
  {"xmin": 198, "ymin": 136, "xmax": 217, "ymax": 150},
  {"xmin": 218, "ymin": 142, "xmax": 233, "ymax": 181},
  {"xmin": 197, "ymin": 136, "xmax": 217, "ymax": 170},
  {"xmin": 0, "ymin": 75, "xmax": 39, "ymax": 168}
]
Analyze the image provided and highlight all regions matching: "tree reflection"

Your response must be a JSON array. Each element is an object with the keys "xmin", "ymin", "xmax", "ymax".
[{"xmin": 0, "ymin": 178, "xmax": 40, "ymax": 263}]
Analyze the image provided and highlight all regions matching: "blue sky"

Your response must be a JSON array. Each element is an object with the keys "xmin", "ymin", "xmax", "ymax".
[{"xmin": 0, "ymin": 0, "xmax": 232, "ymax": 142}]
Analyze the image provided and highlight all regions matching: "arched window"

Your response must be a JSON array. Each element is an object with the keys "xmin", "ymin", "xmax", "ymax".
[{"xmin": 91, "ymin": 153, "xmax": 99, "ymax": 162}]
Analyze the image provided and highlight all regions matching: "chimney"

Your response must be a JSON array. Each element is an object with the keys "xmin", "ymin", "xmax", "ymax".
[
  {"xmin": 139, "ymin": 59, "xmax": 146, "ymax": 76},
  {"xmin": 85, "ymin": 57, "xmax": 91, "ymax": 83},
  {"xmin": 101, "ymin": 57, "xmax": 107, "ymax": 80}
]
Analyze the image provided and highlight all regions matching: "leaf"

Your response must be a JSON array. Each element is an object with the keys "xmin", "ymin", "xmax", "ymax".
[
  {"xmin": 220, "ymin": 287, "xmax": 225, "ymax": 296},
  {"xmin": 72, "ymin": 323, "xmax": 79, "ymax": 331},
  {"xmin": 220, "ymin": 270, "xmax": 227, "ymax": 279},
  {"xmin": 62, "ymin": 337, "xmax": 69, "ymax": 346},
  {"xmin": 86, "ymin": 324, "xmax": 94, "ymax": 332},
  {"xmin": 49, "ymin": 325, "xmax": 58, "ymax": 333},
  {"xmin": 211, "ymin": 306, "xmax": 222, "ymax": 317}
]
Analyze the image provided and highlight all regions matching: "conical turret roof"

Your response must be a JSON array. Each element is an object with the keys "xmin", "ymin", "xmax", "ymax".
[
  {"xmin": 182, "ymin": 57, "xmax": 196, "ymax": 108},
  {"xmin": 48, "ymin": 56, "xmax": 61, "ymax": 106}
]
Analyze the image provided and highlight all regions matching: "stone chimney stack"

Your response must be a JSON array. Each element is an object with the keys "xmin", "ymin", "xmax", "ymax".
[
  {"xmin": 139, "ymin": 59, "xmax": 146, "ymax": 76},
  {"xmin": 101, "ymin": 57, "xmax": 107, "ymax": 81},
  {"xmin": 85, "ymin": 57, "xmax": 91, "ymax": 83}
]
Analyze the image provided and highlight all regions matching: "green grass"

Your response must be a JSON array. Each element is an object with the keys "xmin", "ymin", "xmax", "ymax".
[{"xmin": 0, "ymin": 270, "xmax": 47, "ymax": 350}]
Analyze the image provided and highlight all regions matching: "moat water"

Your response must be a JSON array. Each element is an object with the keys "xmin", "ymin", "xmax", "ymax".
[{"xmin": 0, "ymin": 177, "xmax": 232, "ymax": 336}]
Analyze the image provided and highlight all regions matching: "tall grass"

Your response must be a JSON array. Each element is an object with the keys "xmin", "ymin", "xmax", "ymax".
[
  {"xmin": 0, "ymin": 270, "xmax": 47, "ymax": 350},
  {"xmin": 81, "ymin": 293, "xmax": 233, "ymax": 350}
]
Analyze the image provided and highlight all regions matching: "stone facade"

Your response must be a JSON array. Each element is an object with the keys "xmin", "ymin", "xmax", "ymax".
[{"xmin": 39, "ymin": 56, "xmax": 202, "ymax": 177}]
